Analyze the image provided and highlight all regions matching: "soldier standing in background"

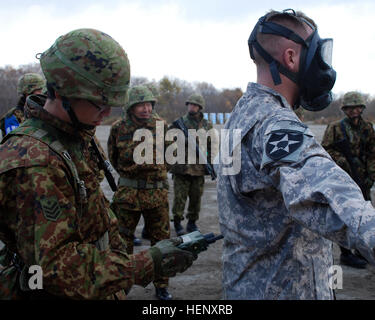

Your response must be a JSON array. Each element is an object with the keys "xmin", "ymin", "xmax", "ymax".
[
  {"xmin": 170, "ymin": 94, "xmax": 213, "ymax": 236},
  {"xmin": 0, "ymin": 73, "xmax": 45, "ymax": 137},
  {"xmin": 0, "ymin": 29, "xmax": 195, "ymax": 300},
  {"xmin": 322, "ymin": 91, "xmax": 375, "ymax": 269},
  {"xmin": 107, "ymin": 85, "xmax": 173, "ymax": 300}
]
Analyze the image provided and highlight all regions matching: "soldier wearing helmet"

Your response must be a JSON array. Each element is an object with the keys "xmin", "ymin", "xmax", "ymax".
[
  {"xmin": 169, "ymin": 93, "xmax": 214, "ymax": 236},
  {"xmin": 0, "ymin": 29, "xmax": 195, "ymax": 300},
  {"xmin": 0, "ymin": 73, "xmax": 45, "ymax": 137},
  {"xmin": 107, "ymin": 85, "xmax": 175, "ymax": 300},
  {"xmin": 322, "ymin": 91, "xmax": 375, "ymax": 269}
]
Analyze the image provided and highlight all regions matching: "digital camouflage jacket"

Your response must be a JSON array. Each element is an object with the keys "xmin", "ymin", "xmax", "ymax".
[
  {"xmin": 0, "ymin": 97, "xmax": 154, "ymax": 299},
  {"xmin": 217, "ymin": 82, "xmax": 375, "ymax": 300}
]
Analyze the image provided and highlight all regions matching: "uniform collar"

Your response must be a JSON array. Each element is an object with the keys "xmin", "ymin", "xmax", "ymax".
[
  {"xmin": 344, "ymin": 116, "xmax": 364, "ymax": 128},
  {"xmin": 247, "ymin": 82, "xmax": 291, "ymax": 110},
  {"xmin": 186, "ymin": 111, "xmax": 203, "ymax": 122},
  {"xmin": 125, "ymin": 113, "xmax": 156, "ymax": 129},
  {"xmin": 26, "ymin": 94, "xmax": 95, "ymax": 143}
]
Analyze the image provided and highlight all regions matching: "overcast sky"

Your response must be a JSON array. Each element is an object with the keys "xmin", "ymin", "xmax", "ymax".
[{"xmin": 0, "ymin": 0, "xmax": 374, "ymax": 96}]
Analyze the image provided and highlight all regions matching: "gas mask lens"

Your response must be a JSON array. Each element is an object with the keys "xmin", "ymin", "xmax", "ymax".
[{"xmin": 319, "ymin": 39, "xmax": 333, "ymax": 68}]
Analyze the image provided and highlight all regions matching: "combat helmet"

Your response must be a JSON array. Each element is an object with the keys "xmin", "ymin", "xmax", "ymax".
[
  {"xmin": 39, "ymin": 28, "xmax": 130, "ymax": 107},
  {"xmin": 185, "ymin": 93, "xmax": 205, "ymax": 110},
  {"xmin": 123, "ymin": 85, "xmax": 156, "ymax": 114},
  {"xmin": 342, "ymin": 91, "xmax": 366, "ymax": 108},
  {"xmin": 17, "ymin": 73, "xmax": 46, "ymax": 96}
]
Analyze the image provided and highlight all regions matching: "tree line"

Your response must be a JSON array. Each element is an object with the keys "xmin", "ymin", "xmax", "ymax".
[
  {"xmin": 1, "ymin": 63, "xmax": 374, "ymax": 125},
  {"xmin": 300, "ymin": 93, "xmax": 375, "ymax": 124}
]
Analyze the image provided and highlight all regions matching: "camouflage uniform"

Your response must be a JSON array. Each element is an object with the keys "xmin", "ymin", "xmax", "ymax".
[
  {"xmin": 0, "ymin": 29, "xmax": 196, "ymax": 300},
  {"xmin": 321, "ymin": 92, "xmax": 375, "ymax": 201},
  {"xmin": 0, "ymin": 97, "xmax": 153, "ymax": 299},
  {"xmin": 170, "ymin": 95, "xmax": 213, "ymax": 223},
  {"xmin": 0, "ymin": 73, "xmax": 45, "ymax": 137},
  {"xmin": 217, "ymin": 82, "xmax": 375, "ymax": 299},
  {"xmin": 108, "ymin": 86, "xmax": 171, "ymax": 289}
]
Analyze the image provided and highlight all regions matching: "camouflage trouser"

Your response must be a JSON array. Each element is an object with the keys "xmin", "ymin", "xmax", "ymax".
[
  {"xmin": 110, "ymin": 201, "xmax": 170, "ymax": 288},
  {"xmin": 172, "ymin": 174, "xmax": 205, "ymax": 222}
]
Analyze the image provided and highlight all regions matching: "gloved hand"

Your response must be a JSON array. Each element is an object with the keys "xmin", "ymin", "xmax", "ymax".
[{"xmin": 148, "ymin": 237, "xmax": 196, "ymax": 278}]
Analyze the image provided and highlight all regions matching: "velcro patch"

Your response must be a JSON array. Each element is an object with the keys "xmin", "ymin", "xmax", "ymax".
[
  {"xmin": 40, "ymin": 196, "xmax": 62, "ymax": 221},
  {"xmin": 266, "ymin": 131, "xmax": 303, "ymax": 160},
  {"xmin": 261, "ymin": 120, "xmax": 313, "ymax": 168}
]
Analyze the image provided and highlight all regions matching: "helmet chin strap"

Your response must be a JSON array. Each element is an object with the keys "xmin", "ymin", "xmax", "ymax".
[
  {"xmin": 62, "ymin": 97, "xmax": 95, "ymax": 131},
  {"xmin": 129, "ymin": 112, "xmax": 149, "ymax": 124},
  {"xmin": 348, "ymin": 115, "xmax": 361, "ymax": 123}
]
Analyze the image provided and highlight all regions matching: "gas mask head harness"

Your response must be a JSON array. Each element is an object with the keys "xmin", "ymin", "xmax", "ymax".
[{"xmin": 248, "ymin": 9, "xmax": 336, "ymax": 111}]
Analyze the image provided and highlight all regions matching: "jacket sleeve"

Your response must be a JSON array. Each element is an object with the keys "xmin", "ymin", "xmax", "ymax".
[{"xmin": 259, "ymin": 120, "xmax": 375, "ymax": 266}]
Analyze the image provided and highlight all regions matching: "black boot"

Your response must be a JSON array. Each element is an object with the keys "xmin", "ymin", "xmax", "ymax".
[
  {"xmin": 340, "ymin": 251, "xmax": 367, "ymax": 269},
  {"xmin": 174, "ymin": 219, "xmax": 185, "ymax": 236},
  {"xmin": 155, "ymin": 287, "xmax": 172, "ymax": 300},
  {"xmin": 141, "ymin": 227, "xmax": 150, "ymax": 240},
  {"xmin": 186, "ymin": 220, "xmax": 198, "ymax": 233}
]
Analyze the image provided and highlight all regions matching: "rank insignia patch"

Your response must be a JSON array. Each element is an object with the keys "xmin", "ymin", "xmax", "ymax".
[
  {"xmin": 266, "ymin": 131, "xmax": 303, "ymax": 161},
  {"xmin": 40, "ymin": 196, "xmax": 62, "ymax": 221}
]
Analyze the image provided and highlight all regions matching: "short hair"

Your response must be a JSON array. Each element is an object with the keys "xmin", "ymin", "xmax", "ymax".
[{"xmin": 254, "ymin": 10, "xmax": 317, "ymax": 67}]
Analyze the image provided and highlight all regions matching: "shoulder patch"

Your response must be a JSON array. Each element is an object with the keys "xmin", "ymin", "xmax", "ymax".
[
  {"xmin": 261, "ymin": 120, "xmax": 313, "ymax": 167},
  {"xmin": 266, "ymin": 131, "xmax": 303, "ymax": 160},
  {"xmin": 40, "ymin": 196, "xmax": 62, "ymax": 221}
]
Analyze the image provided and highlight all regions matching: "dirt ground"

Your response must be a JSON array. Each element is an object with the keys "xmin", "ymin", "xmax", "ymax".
[{"xmin": 96, "ymin": 125, "xmax": 375, "ymax": 300}]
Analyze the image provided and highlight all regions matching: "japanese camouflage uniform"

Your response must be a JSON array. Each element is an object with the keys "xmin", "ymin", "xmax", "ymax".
[
  {"xmin": 321, "ymin": 112, "xmax": 375, "ymax": 201},
  {"xmin": 0, "ymin": 96, "xmax": 155, "ymax": 299},
  {"xmin": 217, "ymin": 82, "xmax": 375, "ymax": 299},
  {"xmin": 169, "ymin": 112, "xmax": 213, "ymax": 222},
  {"xmin": 108, "ymin": 113, "xmax": 171, "ymax": 289}
]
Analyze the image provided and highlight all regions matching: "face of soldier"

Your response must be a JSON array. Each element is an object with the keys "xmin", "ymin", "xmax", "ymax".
[
  {"xmin": 72, "ymin": 99, "xmax": 111, "ymax": 126},
  {"xmin": 187, "ymin": 103, "xmax": 200, "ymax": 115},
  {"xmin": 131, "ymin": 102, "xmax": 153, "ymax": 120},
  {"xmin": 342, "ymin": 105, "xmax": 364, "ymax": 123}
]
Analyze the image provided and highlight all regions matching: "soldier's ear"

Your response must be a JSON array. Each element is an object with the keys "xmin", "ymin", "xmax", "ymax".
[{"xmin": 283, "ymin": 48, "xmax": 299, "ymax": 72}]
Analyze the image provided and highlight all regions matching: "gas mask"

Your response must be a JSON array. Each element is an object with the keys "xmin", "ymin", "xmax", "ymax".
[{"xmin": 248, "ymin": 9, "xmax": 336, "ymax": 111}]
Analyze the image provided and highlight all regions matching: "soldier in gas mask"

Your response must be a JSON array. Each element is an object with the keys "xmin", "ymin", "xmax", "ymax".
[{"xmin": 216, "ymin": 9, "xmax": 375, "ymax": 299}]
